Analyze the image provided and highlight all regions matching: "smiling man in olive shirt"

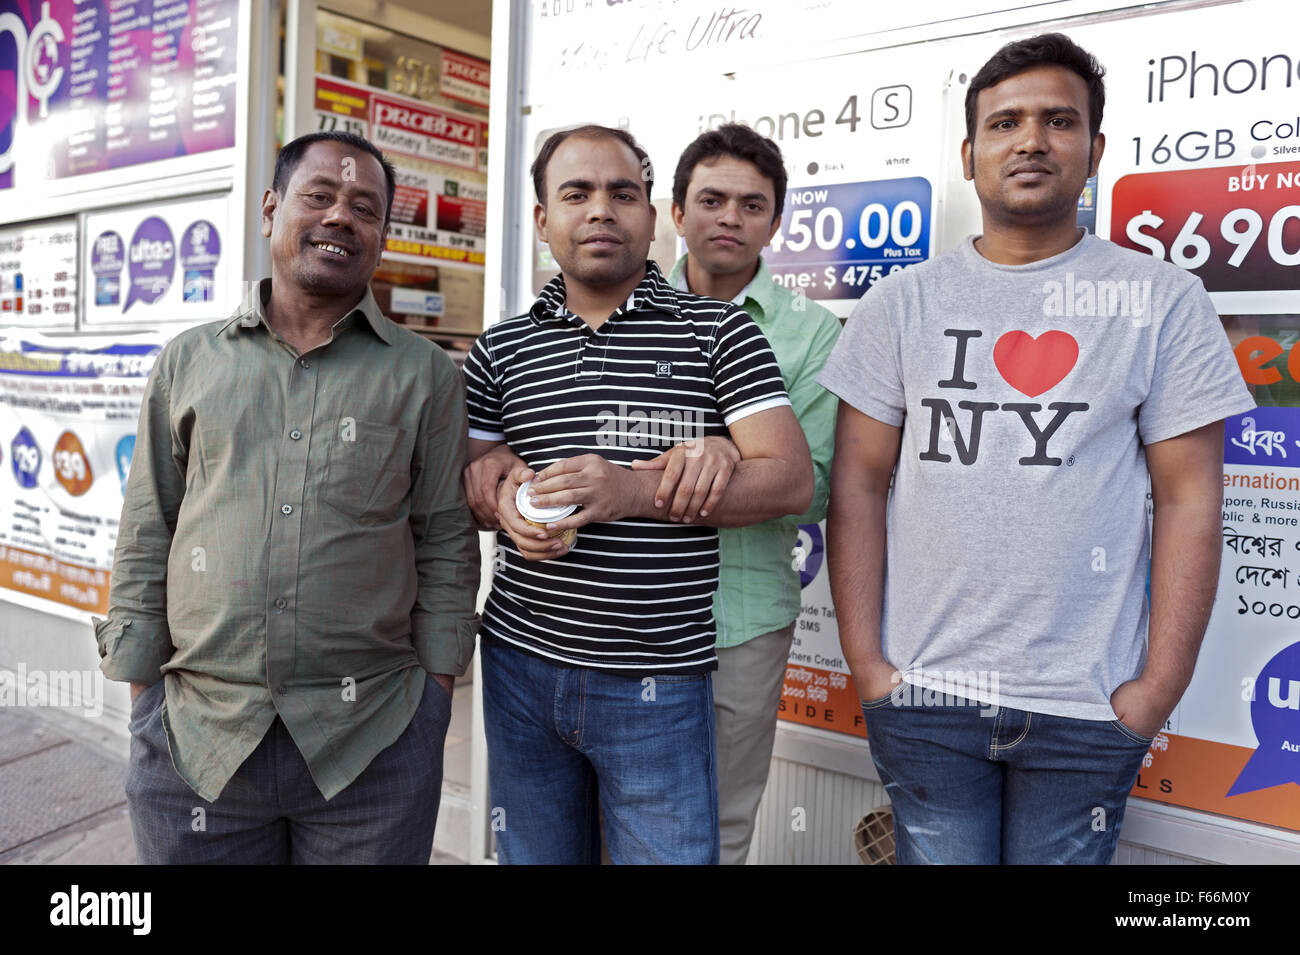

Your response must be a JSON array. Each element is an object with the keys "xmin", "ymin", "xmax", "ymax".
[{"xmin": 94, "ymin": 131, "xmax": 479, "ymax": 864}]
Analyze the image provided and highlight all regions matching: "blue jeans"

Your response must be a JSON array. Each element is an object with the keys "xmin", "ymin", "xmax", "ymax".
[
  {"xmin": 480, "ymin": 639, "xmax": 719, "ymax": 864},
  {"xmin": 860, "ymin": 692, "xmax": 1152, "ymax": 864}
]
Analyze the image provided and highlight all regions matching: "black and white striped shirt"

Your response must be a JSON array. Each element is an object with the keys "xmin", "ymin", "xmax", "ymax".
[{"xmin": 463, "ymin": 262, "xmax": 791, "ymax": 674}]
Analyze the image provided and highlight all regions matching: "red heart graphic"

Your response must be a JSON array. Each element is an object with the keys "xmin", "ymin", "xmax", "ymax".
[{"xmin": 993, "ymin": 330, "xmax": 1079, "ymax": 398}]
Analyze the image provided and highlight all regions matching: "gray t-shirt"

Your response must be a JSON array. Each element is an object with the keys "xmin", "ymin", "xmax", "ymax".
[{"xmin": 818, "ymin": 232, "xmax": 1255, "ymax": 721}]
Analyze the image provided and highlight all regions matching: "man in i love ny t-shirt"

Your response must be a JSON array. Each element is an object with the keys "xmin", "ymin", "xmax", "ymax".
[{"xmin": 818, "ymin": 33, "xmax": 1254, "ymax": 864}]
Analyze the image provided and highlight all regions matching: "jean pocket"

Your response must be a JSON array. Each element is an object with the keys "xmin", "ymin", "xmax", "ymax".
[
  {"xmin": 860, "ymin": 689, "xmax": 901, "ymax": 711},
  {"xmin": 653, "ymin": 673, "xmax": 707, "ymax": 682},
  {"xmin": 1110, "ymin": 718, "xmax": 1155, "ymax": 746}
]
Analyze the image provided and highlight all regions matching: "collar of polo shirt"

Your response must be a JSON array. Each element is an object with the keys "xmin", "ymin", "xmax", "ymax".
[{"xmin": 530, "ymin": 261, "xmax": 681, "ymax": 327}]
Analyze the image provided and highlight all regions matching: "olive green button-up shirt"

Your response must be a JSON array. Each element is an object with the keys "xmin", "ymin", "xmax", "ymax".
[
  {"xmin": 94, "ymin": 279, "xmax": 480, "ymax": 802},
  {"xmin": 670, "ymin": 255, "xmax": 841, "ymax": 648}
]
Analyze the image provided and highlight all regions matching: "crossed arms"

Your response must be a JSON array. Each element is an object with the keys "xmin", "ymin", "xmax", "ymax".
[{"xmin": 464, "ymin": 404, "xmax": 813, "ymax": 560}]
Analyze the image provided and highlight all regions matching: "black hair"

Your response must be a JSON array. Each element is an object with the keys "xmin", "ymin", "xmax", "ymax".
[
  {"xmin": 672, "ymin": 123, "xmax": 787, "ymax": 220},
  {"xmin": 965, "ymin": 33, "xmax": 1106, "ymax": 143},
  {"xmin": 272, "ymin": 131, "xmax": 397, "ymax": 227},
  {"xmin": 530, "ymin": 124, "xmax": 654, "ymax": 205}
]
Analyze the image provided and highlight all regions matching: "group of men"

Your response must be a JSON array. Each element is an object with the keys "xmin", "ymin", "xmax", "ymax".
[{"xmin": 96, "ymin": 32, "xmax": 1251, "ymax": 865}]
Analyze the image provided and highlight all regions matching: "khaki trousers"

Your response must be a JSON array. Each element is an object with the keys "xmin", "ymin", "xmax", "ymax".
[{"xmin": 712, "ymin": 621, "xmax": 797, "ymax": 865}]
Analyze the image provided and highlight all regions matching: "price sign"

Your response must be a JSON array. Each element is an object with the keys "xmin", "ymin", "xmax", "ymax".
[
  {"xmin": 1111, "ymin": 160, "xmax": 1300, "ymax": 311},
  {"xmin": 11, "ymin": 427, "xmax": 41, "ymax": 489},
  {"xmin": 314, "ymin": 77, "xmax": 371, "ymax": 138},
  {"xmin": 315, "ymin": 112, "xmax": 368, "ymax": 137},
  {"xmin": 765, "ymin": 178, "xmax": 931, "ymax": 301},
  {"xmin": 53, "ymin": 431, "xmax": 92, "ymax": 497}
]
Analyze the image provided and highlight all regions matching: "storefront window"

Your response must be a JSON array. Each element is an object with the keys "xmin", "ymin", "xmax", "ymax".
[{"xmin": 311, "ymin": 10, "xmax": 490, "ymax": 353}]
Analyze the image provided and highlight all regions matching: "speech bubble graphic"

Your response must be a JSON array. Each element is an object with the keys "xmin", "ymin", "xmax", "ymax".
[
  {"xmin": 1227, "ymin": 641, "xmax": 1300, "ymax": 797},
  {"xmin": 116, "ymin": 434, "xmax": 135, "ymax": 494},
  {"xmin": 796, "ymin": 522, "xmax": 825, "ymax": 589},
  {"xmin": 125, "ymin": 216, "xmax": 175, "ymax": 312}
]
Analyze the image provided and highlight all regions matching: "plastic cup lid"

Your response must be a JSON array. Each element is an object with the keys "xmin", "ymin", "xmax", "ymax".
[{"xmin": 516, "ymin": 480, "xmax": 577, "ymax": 523}]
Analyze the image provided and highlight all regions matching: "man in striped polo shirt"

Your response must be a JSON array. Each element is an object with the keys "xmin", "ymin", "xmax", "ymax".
[{"xmin": 462, "ymin": 124, "xmax": 813, "ymax": 864}]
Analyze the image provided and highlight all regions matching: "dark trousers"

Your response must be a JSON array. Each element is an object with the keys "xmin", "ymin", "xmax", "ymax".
[{"xmin": 125, "ymin": 674, "xmax": 450, "ymax": 864}]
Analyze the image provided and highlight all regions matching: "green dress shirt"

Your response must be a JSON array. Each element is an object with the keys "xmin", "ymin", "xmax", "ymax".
[
  {"xmin": 669, "ymin": 255, "xmax": 842, "ymax": 647},
  {"xmin": 93, "ymin": 279, "xmax": 480, "ymax": 801}
]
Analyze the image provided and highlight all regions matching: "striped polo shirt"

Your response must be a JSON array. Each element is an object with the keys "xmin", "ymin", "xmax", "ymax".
[{"xmin": 463, "ymin": 262, "xmax": 791, "ymax": 674}]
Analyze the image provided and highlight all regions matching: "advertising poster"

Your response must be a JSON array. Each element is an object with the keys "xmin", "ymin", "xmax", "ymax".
[
  {"xmin": 782, "ymin": 520, "xmax": 865, "ymax": 737},
  {"xmin": 313, "ymin": 74, "xmax": 487, "ymax": 270},
  {"xmin": 0, "ymin": 329, "xmax": 163, "ymax": 615},
  {"xmin": 521, "ymin": 44, "xmax": 946, "ymax": 311},
  {"xmin": 81, "ymin": 193, "xmax": 232, "ymax": 327},
  {"xmin": 439, "ymin": 49, "xmax": 489, "ymax": 110},
  {"xmin": 0, "ymin": 217, "xmax": 77, "ymax": 327},
  {"xmin": 387, "ymin": 166, "xmax": 487, "ymax": 269},
  {"xmin": 1066, "ymin": 0, "xmax": 1300, "ymax": 831},
  {"xmin": 0, "ymin": 0, "xmax": 241, "ymax": 192}
]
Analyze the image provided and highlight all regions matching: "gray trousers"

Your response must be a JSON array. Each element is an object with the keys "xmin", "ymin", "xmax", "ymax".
[
  {"xmin": 712, "ymin": 621, "xmax": 796, "ymax": 865},
  {"xmin": 125, "ymin": 673, "xmax": 450, "ymax": 864}
]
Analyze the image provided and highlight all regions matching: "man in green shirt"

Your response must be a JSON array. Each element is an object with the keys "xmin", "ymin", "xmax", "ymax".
[
  {"xmin": 667, "ymin": 124, "xmax": 841, "ymax": 864},
  {"xmin": 462, "ymin": 124, "xmax": 840, "ymax": 864},
  {"xmin": 95, "ymin": 131, "xmax": 480, "ymax": 864}
]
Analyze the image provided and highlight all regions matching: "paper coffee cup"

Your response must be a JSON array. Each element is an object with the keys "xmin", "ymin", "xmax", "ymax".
[{"xmin": 516, "ymin": 480, "xmax": 578, "ymax": 548}]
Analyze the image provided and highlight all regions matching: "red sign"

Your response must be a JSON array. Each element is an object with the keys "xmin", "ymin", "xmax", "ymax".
[
  {"xmin": 391, "ymin": 183, "xmax": 430, "ymax": 227},
  {"xmin": 315, "ymin": 78, "xmax": 371, "ymax": 118},
  {"xmin": 1111, "ymin": 160, "xmax": 1300, "ymax": 295},
  {"xmin": 369, "ymin": 93, "xmax": 481, "ymax": 170},
  {"xmin": 440, "ymin": 51, "xmax": 491, "ymax": 108},
  {"xmin": 436, "ymin": 194, "xmax": 487, "ymax": 238}
]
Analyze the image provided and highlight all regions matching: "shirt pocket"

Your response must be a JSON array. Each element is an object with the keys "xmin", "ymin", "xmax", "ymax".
[{"xmin": 322, "ymin": 419, "xmax": 413, "ymax": 525}]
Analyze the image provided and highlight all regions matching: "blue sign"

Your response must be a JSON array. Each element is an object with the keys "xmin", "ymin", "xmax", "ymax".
[
  {"xmin": 1228, "ymin": 642, "xmax": 1300, "ymax": 797},
  {"xmin": 11, "ymin": 426, "xmax": 40, "ymax": 488},
  {"xmin": 1224, "ymin": 407, "xmax": 1300, "ymax": 468},
  {"xmin": 115, "ymin": 434, "xmax": 135, "ymax": 494},
  {"xmin": 795, "ymin": 522, "xmax": 824, "ymax": 589},
  {"xmin": 765, "ymin": 177, "xmax": 932, "ymax": 300}
]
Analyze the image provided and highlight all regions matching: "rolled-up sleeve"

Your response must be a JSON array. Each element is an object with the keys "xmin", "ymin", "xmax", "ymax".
[
  {"xmin": 97, "ymin": 351, "xmax": 184, "ymax": 684},
  {"xmin": 409, "ymin": 351, "xmax": 481, "ymax": 676}
]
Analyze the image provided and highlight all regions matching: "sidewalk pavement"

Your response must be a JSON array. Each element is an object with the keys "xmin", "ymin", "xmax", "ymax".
[{"xmin": 0, "ymin": 680, "xmax": 475, "ymax": 865}]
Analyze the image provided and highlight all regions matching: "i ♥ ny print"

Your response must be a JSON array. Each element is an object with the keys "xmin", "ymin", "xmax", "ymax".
[
  {"xmin": 993, "ymin": 330, "xmax": 1080, "ymax": 398},
  {"xmin": 919, "ymin": 328, "xmax": 1089, "ymax": 467}
]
